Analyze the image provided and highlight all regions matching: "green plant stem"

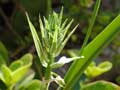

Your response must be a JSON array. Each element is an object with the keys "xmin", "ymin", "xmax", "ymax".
[
  {"xmin": 45, "ymin": 63, "xmax": 51, "ymax": 80},
  {"xmin": 45, "ymin": 55, "xmax": 54, "ymax": 89}
]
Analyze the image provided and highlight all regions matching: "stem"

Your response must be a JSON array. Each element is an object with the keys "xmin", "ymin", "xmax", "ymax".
[
  {"xmin": 45, "ymin": 55, "xmax": 54, "ymax": 90},
  {"xmin": 45, "ymin": 0, "xmax": 52, "ymax": 17},
  {"xmin": 45, "ymin": 63, "xmax": 51, "ymax": 80}
]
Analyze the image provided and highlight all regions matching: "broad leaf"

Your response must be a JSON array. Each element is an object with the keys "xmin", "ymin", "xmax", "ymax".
[
  {"xmin": 11, "ymin": 53, "xmax": 32, "ymax": 84},
  {"xmin": 81, "ymin": 81, "xmax": 120, "ymax": 90},
  {"xmin": 26, "ymin": 80, "xmax": 46, "ymax": 90}
]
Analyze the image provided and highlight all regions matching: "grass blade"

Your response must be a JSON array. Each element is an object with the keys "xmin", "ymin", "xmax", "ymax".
[
  {"xmin": 63, "ymin": 14, "xmax": 120, "ymax": 90},
  {"xmin": 80, "ymin": 0, "xmax": 101, "ymax": 54}
]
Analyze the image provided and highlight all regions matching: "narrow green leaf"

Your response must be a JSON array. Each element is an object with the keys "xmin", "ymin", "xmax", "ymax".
[
  {"xmin": 61, "ymin": 19, "xmax": 68, "ymax": 30},
  {"xmin": 64, "ymin": 14, "xmax": 120, "ymax": 90},
  {"xmin": 39, "ymin": 15, "xmax": 45, "ymax": 38},
  {"xmin": 62, "ymin": 19, "xmax": 74, "ymax": 41},
  {"xmin": 26, "ymin": 13, "xmax": 47, "ymax": 67},
  {"xmin": 80, "ymin": 0, "xmax": 101, "ymax": 54},
  {"xmin": 1, "ymin": 65, "xmax": 12, "ymax": 86},
  {"xmin": 55, "ymin": 24, "xmax": 78, "ymax": 56},
  {"xmin": 59, "ymin": 7, "xmax": 64, "ymax": 26}
]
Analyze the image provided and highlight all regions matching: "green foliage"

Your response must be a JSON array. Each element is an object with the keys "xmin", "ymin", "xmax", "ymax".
[
  {"xmin": 63, "ymin": 0, "xmax": 120, "ymax": 89},
  {"xmin": 84, "ymin": 61, "xmax": 112, "ymax": 78},
  {"xmin": 26, "ymin": 7, "xmax": 78, "ymax": 68},
  {"xmin": 26, "ymin": 1, "xmax": 120, "ymax": 89},
  {"xmin": 1, "ymin": 0, "xmax": 120, "ymax": 90},
  {"xmin": 19, "ymin": 80, "xmax": 45, "ymax": 90},
  {"xmin": 0, "ymin": 53, "xmax": 33, "ymax": 89},
  {"xmin": 81, "ymin": 81, "xmax": 120, "ymax": 90},
  {"xmin": 26, "ymin": 7, "xmax": 82, "ymax": 89},
  {"xmin": 64, "ymin": 14, "xmax": 120, "ymax": 90}
]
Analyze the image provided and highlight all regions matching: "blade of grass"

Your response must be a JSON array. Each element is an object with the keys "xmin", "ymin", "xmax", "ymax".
[
  {"xmin": 64, "ymin": 0, "xmax": 101, "ymax": 84},
  {"xmin": 63, "ymin": 14, "xmax": 120, "ymax": 90},
  {"xmin": 80, "ymin": 0, "xmax": 101, "ymax": 54}
]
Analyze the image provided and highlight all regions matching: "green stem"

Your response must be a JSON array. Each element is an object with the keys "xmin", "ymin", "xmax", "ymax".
[
  {"xmin": 45, "ymin": 0, "xmax": 52, "ymax": 17},
  {"xmin": 45, "ymin": 63, "xmax": 51, "ymax": 80},
  {"xmin": 45, "ymin": 55, "xmax": 54, "ymax": 90}
]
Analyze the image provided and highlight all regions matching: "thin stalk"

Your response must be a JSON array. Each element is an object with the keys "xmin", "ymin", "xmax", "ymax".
[
  {"xmin": 45, "ymin": 63, "xmax": 51, "ymax": 80},
  {"xmin": 45, "ymin": 55, "xmax": 54, "ymax": 89}
]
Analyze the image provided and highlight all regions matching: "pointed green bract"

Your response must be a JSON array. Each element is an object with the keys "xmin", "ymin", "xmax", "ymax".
[
  {"xmin": 55, "ymin": 24, "xmax": 78, "ymax": 56},
  {"xmin": 39, "ymin": 15, "xmax": 45, "ymax": 38},
  {"xmin": 26, "ymin": 8, "xmax": 78, "ymax": 68},
  {"xmin": 26, "ymin": 13, "xmax": 47, "ymax": 67}
]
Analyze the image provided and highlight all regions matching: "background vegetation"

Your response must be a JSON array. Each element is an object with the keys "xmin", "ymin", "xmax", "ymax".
[{"xmin": 0, "ymin": 0, "xmax": 120, "ymax": 90}]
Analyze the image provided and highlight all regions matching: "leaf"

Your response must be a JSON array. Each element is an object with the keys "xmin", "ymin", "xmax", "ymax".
[
  {"xmin": 55, "ymin": 24, "xmax": 78, "ymax": 56},
  {"xmin": 26, "ymin": 13, "xmax": 48, "ymax": 67},
  {"xmin": 81, "ymin": 81, "xmax": 120, "ymax": 90},
  {"xmin": 0, "ymin": 55, "xmax": 6, "ymax": 66},
  {"xmin": 11, "ymin": 53, "xmax": 33, "ymax": 84},
  {"xmin": 0, "ymin": 41, "xmax": 9, "ymax": 65},
  {"xmin": 64, "ymin": 4, "xmax": 120, "ymax": 90},
  {"xmin": 1, "ymin": 64, "xmax": 12, "ymax": 86},
  {"xmin": 15, "ymin": 71, "xmax": 35, "ymax": 90},
  {"xmin": 9, "ymin": 60, "xmax": 23, "ymax": 71},
  {"xmin": 84, "ymin": 61, "xmax": 112, "ymax": 78},
  {"xmin": 98, "ymin": 61, "xmax": 112, "ymax": 72},
  {"xmin": 26, "ymin": 80, "xmax": 45, "ymax": 90}
]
